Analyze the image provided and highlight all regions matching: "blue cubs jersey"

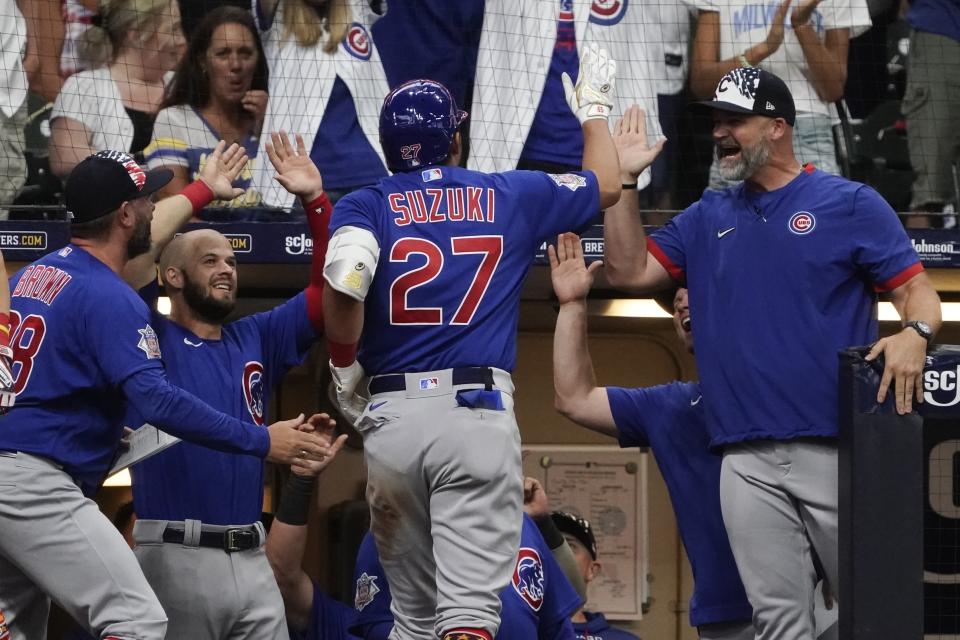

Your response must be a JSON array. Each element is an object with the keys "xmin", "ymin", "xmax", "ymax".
[
  {"xmin": 291, "ymin": 583, "xmax": 359, "ymax": 640},
  {"xmin": 607, "ymin": 382, "xmax": 752, "ymax": 628},
  {"xmin": 312, "ymin": 78, "xmax": 388, "ymax": 191},
  {"xmin": 330, "ymin": 165, "xmax": 598, "ymax": 374},
  {"xmin": 371, "ymin": 0, "xmax": 484, "ymax": 111},
  {"xmin": 130, "ymin": 290, "xmax": 316, "ymax": 525},
  {"xmin": 649, "ymin": 169, "xmax": 922, "ymax": 447},
  {"xmin": 349, "ymin": 515, "xmax": 581, "ymax": 639},
  {"xmin": 520, "ymin": 0, "xmax": 584, "ymax": 168},
  {"xmin": 572, "ymin": 612, "xmax": 639, "ymax": 640},
  {"xmin": 0, "ymin": 246, "xmax": 168, "ymax": 491},
  {"xmin": 907, "ymin": 0, "xmax": 960, "ymax": 41}
]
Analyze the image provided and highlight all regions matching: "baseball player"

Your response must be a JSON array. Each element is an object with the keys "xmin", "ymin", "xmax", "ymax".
[
  {"xmin": 548, "ymin": 512, "xmax": 640, "ymax": 640},
  {"xmin": 322, "ymin": 43, "xmax": 621, "ymax": 639},
  {"xmin": 267, "ymin": 464, "xmax": 581, "ymax": 639},
  {"xmin": 550, "ymin": 233, "xmax": 753, "ymax": 640},
  {"xmin": 0, "ymin": 144, "xmax": 332, "ymax": 640},
  {"xmin": 120, "ymin": 132, "xmax": 335, "ymax": 639},
  {"xmin": 601, "ymin": 68, "xmax": 942, "ymax": 639}
]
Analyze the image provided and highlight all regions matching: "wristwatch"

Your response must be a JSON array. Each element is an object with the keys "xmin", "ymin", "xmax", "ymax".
[{"xmin": 905, "ymin": 320, "xmax": 934, "ymax": 343}]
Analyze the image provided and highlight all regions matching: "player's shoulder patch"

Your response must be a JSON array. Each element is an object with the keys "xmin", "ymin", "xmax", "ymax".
[
  {"xmin": 342, "ymin": 22, "xmax": 372, "ymax": 60},
  {"xmin": 548, "ymin": 173, "xmax": 587, "ymax": 192},
  {"xmin": 354, "ymin": 572, "xmax": 381, "ymax": 611},
  {"xmin": 137, "ymin": 325, "xmax": 162, "ymax": 359},
  {"xmin": 511, "ymin": 547, "xmax": 546, "ymax": 611}
]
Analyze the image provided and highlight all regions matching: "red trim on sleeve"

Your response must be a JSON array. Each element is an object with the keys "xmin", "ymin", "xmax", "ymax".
[
  {"xmin": 303, "ymin": 192, "xmax": 332, "ymax": 334},
  {"xmin": 0, "ymin": 312, "xmax": 9, "ymax": 348},
  {"xmin": 874, "ymin": 262, "xmax": 924, "ymax": 292},
  {"xmin": 646, "ymin": 237, "xmax": 685, "ymax": 283}
]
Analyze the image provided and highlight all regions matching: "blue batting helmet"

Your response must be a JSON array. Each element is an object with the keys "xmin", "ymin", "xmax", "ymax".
[{"xmin": 379, "ymin": 79, "xmax": 468, "ymax": 173}]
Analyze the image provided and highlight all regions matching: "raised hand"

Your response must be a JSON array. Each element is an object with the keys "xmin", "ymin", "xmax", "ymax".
[
  {"xmin": 791, "ymin": 0, "xmax": 825, "ymax": 27},
  {"xmin": 265, "ymin": 130, "xmax": 324, "ymax": 202},
  {"xmin": 291, "ymin": 413, "xmax": 348, "ymax": 477},
  {"xmin": 549, "ymin": 233, "xmax": 603, "ymax": 305},
  {"xmin": 562, "ymin": 42, "xmax": 616, "ymax": 124},
  {"xmin": 613, "ymin": 105, "xmax": 666, "ymax": 183},
  {"xmin": 198, "ymin": 140, "xmax": 248, "ymax": 201},
  {"xmin": 523, "ymin": 477, "xmax": 550, "ymax": 519}
]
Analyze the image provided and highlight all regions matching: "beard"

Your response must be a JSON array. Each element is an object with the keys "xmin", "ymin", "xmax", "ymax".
[
  {"xmin": 182, "ymin": 273, "xmax": 235, "ymax": 323},
  {"xmin": 126, "ymin": 213, "xmax": 153, "ymax": 260},
  {"xmin": 716, "ymin": 137, "xmax": 771, "ymax": 181}
]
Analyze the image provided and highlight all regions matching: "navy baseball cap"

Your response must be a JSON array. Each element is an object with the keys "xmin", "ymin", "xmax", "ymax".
[
  {"xmin": 65, "ymin": 150, "xmax": 173, "ymax": 223},
  {"xmin": 551, "ymin": 511, "xmax": 598, "ymax": 560},
  {"xmin": 692, "ymin": 67, "xmax": 796, "ymax": 127}
]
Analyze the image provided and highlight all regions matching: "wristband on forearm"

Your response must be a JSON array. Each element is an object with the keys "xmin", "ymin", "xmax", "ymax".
[
  {"xmin": 328, "ymin": 340, "xmax": 358, "ymax": 367},
  {"xmin": 180, "ymin": 180, "xmax": 215, "ymax": 214},
  {"xmin": 302, "ymin": 192, "xmax": 332, "ymax": 218},
  {"xmin": 533, "ymin": 514, "xmax": 565, "ymax": 550},
  {"xmin": 0, "ymin": 313, "xmax": 10, "ymax": 348},
  {"xmin": 275, "ymin": 473, "xmax": 316, "ymax": 526}
]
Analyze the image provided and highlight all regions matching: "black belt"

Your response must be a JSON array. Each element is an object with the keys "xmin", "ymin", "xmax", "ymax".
[
  {"xmin": 369, "ymin": 367, "xmax": 495, "ymax": 395},
  {"xmin": 162, "ymin": 525, "xmax": 260, "ymax": 552}
]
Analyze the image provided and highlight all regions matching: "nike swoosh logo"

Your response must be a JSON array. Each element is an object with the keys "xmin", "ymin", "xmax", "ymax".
[
  {"xmin": 183, "ymin": 338, "xmax": 203, "ymax": 347},
  {"xmin": 717, "ymin": 227, "xmax": 736, "ymax": 238},
  {"xmin": 369, "ymin": 400, "xmax": 388, "ymax": 411},
  {"xmin": 690, "ymin": 395, "xmax": 702, "ymax": 406}
]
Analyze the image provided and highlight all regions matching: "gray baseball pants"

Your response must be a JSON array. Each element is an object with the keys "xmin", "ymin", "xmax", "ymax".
[
  {"xmin": 357, "ymin": 368, "xmax": 523, "ymax": 639},
  {"xmin": 133, "ymin": 519, "xmax": 287, "ymax": 639},
  {"xmin": 699, "ymin": 621, "xmax": 755, "ymax": 640},
  {"xmin": 720, "ymin": 439, "xmax": 838, "ymax": 640},
  {"xmin": 0, "ymin": 452, "xmax": 167, "ymax": 639}
]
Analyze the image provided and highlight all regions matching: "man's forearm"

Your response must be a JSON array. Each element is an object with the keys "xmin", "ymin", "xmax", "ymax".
[
  {"xmin": 582, "ymin": 120, "xmax": 621, "ymax": 209},
  {"xmin": 794, "ymin": 26, "xmax": 848, "ymax": 102},
  {"xmin": 602, "ymin": 186, "xmax": 649, "ymax": 290},
  {"xmin": 322, "ymin": 287, "xmax": 365, "ymax": 347},
  {"xmin": 899, "ymin": 275, "xmax": 943, "ymax": 336},
  {"xmin": 554, "ymin": 301, "xmax": 598, "ymax": 409}
]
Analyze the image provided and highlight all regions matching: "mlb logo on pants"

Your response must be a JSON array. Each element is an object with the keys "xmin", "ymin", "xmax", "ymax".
[{"xmin": 419, "ymin": 377, "xmax": 439, "ymax": 390}]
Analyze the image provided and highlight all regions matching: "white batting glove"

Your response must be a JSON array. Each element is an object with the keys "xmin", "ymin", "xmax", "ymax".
[
  {"xmin": 0, "ymin": 345, "xmax": 15, "ymax": 415},
  {"xmin": 562, "ymin": 43, "xmax": 616, "ymax": 124},
  {"xmin": 329, "ymin": 360, "xmax": 368, "ymax": 426}
]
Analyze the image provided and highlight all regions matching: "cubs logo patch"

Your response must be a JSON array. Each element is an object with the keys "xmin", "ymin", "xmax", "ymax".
[
  {"xmin": 419, "ymin": 377, "xmax": 439, "ymax": 390},
  {"xmin": 354, "ymin": 572, "xmax": 381, "ymax": 611},
  {"xmin": 788, "ymin": 211, "xmax": 816, "ymax": 235},
  {"xmin": 342, "ymin": 22, "xmax": 372, "ymax": 60},
  {"xmin": 137, "ymin": 325, "xmax": 161, "ymax": 359},
  {"xmin": 548, "ymin": 173, "xmax": 587, "ymax": 191},
  {"xmin": 512, "ymin": 547, "xmax": 545, "ymax": 611},
  {"xmin": 589, "ymin": 0, "xmax": 628, "ymax": 25},
  {"xmin": 243, "ymin": 361, "xmax": 265, "ymax": 425}
]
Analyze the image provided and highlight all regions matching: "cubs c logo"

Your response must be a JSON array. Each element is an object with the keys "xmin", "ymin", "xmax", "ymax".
[
  {"xmin": 512, "ymin": 547, "xmax": 545, "ymax": 611},
  {"xmin": 342, "ymin": 23, "xmax": 372, "ymax": 60},
  {"xmin": 788, "ymin": 211, "xmax": 816, "ymax": 235},
  {"xmin": 242, "ymin": 361, "xmax": 265, "ymax": 425},
  {"xmin": 589, "ymin": 0, "xmax": 628, "ymax": 25}
]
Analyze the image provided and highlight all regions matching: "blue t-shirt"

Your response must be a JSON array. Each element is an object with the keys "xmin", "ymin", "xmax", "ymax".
[
  {"xmin": 291, "ymin": 583, "xmax": 359, "ymax": 640},
  {"xmin": 649, "ymin": 169, "xmax": 922, "ymax": 447},
  {"xmin": 908, "ymin": 0, "xmax": 960, "ymax": 41},
  {"xmin": 349, "ymin": 515, "xmax": 580, "ymax": 639},
  {"xmin": 0, "ymin": 247, "xmax": 160, "ymax": 491},
  {"xmin": 312, "ymin": 78, "xmax": 388, "ymax": 191},
  {"xmin": 520, "ymin": 0, "xmax": 583, "ymax": 167},
  {"xmin": 607, "ymin": 382, "xmax": 753, "ymax": 628},
  {"xmin": 371, "ymin": 0, "xmax": 484, "ymax": 109},
  {"xmin": 330, "ymin": 165, "xmax": 598, "ymax": 374},
  {"xmin": 130, "ymin": 292, "xmax": 316, "ymax": 525},
  {"xmin": 573, "ymin": 612, "xmax": 639, "ymax": 640}
]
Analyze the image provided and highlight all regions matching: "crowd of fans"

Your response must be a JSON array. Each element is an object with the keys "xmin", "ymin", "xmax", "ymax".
[{"xmin": 1, "ymin": 0, "xmax": 957, "ymax": 222}]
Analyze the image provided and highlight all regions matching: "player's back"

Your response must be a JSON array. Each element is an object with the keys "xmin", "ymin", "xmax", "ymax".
[
  {"xmin": 0, "ymin": 245, "xmax": 161, "ymax": 492},
  {"xmin": 330, "ymin": 165, "xmax": 599, "ymax": 375}
]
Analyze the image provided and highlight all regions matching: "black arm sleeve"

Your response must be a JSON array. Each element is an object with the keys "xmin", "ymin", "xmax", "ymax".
[{"xmin": 122, "ymin": 367, "xmax": 270, "ymax": 458}]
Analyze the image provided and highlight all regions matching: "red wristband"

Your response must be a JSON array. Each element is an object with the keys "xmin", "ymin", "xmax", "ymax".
[
  {"xmin": 180, "ymin": 180, "xmax": 215, "ymax": 214},
  {"xmin": 328, "ymin": 340, "xmax": 357, "ymax": 367},
  {"xmin": 302, "ymin": 192, "xmax": 332, "ymax": 217},
  {"xmin": 0, "ymin": 313, "xmax": 9, "ymax": 348}
]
